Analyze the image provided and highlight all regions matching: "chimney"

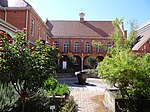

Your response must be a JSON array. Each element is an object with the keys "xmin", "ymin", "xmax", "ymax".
[{"xmin": 79, "ymin": 12, "xmax": 85, "ymax": 23}]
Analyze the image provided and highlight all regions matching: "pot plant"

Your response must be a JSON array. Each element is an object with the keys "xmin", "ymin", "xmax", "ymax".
[{"xmin": 76, "ymin": 70, "xmax": 87, "ymax": 85}]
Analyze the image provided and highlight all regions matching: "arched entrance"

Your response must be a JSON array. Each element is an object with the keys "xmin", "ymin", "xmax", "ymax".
[
  {"xmin": 83, "ymin": 55, "xmax": 90, "ymax": 69},
  {"xmin": 74, "ymin": 55, "xmax": 81, "ymax": 71},
  {"xmin": 97, "ymin": 56, "xmax": 104, "ymax": 63},
  {"xmin": 59, "ymin": 55, "xmax": 69, "ymax": 70}
]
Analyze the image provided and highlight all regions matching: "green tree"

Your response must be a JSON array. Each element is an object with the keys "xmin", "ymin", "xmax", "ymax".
[
  {"xmin": 0, "ymin": 31, "xmax": 57, "ymax": 111},
  {"xmin": 85, "ymin": 56, "xmax": 98, "ymax": 69},
  {"xmin": 97, "ymin": 18, "xmax": 150, "ymax": 111}
]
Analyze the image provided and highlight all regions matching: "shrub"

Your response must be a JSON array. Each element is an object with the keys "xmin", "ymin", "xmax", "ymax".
[
  {"xmin": 44, "ymin": 77, "xmax": 70, "ymax": 96},
  {"xmin": 0, "ymin": 82, "xmax": 19, "ymax": 112}
]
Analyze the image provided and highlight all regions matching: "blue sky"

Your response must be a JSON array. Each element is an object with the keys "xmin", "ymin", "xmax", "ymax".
[{"xmin": 26, "ymin": 0, "xmax": 150, "ymax": 31}]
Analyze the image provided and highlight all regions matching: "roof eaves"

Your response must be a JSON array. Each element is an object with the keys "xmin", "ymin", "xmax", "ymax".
[
  {"xmin": 0, "ymin": 18, "xmax": 18, "ymax": 32},
  {"xmin": 132, "ymin": 35, "xmax": 150, "ymax": 51}
]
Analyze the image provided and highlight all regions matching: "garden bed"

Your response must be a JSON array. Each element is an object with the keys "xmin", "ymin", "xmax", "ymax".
[{"xmin": 104, "ymin": 89, "xmax": 150, "ymax": 112}]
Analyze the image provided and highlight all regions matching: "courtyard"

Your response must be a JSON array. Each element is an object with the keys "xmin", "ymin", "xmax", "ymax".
[{"xmin": 57, "ymin": 77, "xmax": 111, "ymax": 112}]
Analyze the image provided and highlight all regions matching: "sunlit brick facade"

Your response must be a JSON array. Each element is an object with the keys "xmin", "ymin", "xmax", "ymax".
[
  {"xmin": 132, "ymin": 20, "xmax": 150, "ymax": 54},
  {"xmin": 46, "ymin": 13, "xmax": 127, "ymax": 70},
  {"xmin": 0, "ymin": 0, "xmax": 50, "ymax": 46}
]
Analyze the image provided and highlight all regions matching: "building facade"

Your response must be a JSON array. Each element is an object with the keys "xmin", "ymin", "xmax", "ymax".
[
  {"xmin": 132, "ymin": 20, "xmax": 150, "ymax": 54},
  {"xmin": 46, "ymin": 13, "xmax": 127, "ymax": 70},
  {"xmin": 0, "ymin": 0, "xmax": 50, "ymax": 47},
  {"xmin": 0, "ymin": 0, "xmax": 129, "ymax": 71}
]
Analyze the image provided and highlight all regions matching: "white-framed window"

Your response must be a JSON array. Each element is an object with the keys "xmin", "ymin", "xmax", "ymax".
[
  {"xmin": 74, "ymin": 42, "xmax": 80, "ymax": 52},
  {"xmin": 96, "ymin": 47, "xmax": 105, "ymax": 53},
  {"xmin": 64, "ymin": 41, "xmax": 69, "ymax": 52},
  {"xmin": 107, "ymin": 42, "xmax": 112, "ymax": 52},
  {"xmin": 53, "ymin": 41, "xmax": 59, "ymax": 48},
  {"xmin": 85, "ymin": 42, "xmax": 91, "ymax": 53},
  {"xmin": 31, "ymin": 18, "xmax": 34, "ymax": 37},
  {"xmin": 46, "ymin": 36, "xmax": 50, "ymax": 42},
  {"xmin": 38, "ymin": 25, "xmax": 40, "ymax": 39},
  {"xmin": 96, "ymin": 47, "xmax": 101, "ymax": 53}
]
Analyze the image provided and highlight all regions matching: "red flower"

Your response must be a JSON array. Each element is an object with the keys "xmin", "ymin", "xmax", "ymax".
[
  {"xmin": 0, "ymin": 31, "xmax": 4, "ymax": 34},
  {"xmin": 22, "ymin": 28, "xmax": 27, "ymax": 32}
]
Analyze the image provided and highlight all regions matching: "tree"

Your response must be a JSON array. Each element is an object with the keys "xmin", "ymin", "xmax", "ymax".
[
  {"xmin": 97, "ymin": 18, "xmax": 150, "ymax": 111},
  {"xmin": 0, "ymin": 31, "xmax": 57, "ymax": 111},
  {"xmin": 85, "ymin": 56, "xmax": 98, "ymax": 69}
]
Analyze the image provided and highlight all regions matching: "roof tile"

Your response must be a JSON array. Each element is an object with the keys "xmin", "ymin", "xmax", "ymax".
[{"xmin": 46, "ymin": 20, "xmax": 114, "ymax": 37}]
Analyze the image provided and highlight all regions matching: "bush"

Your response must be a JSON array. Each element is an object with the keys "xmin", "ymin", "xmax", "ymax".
[
  {"xmin": 0, "ymin": 82, "xmax": 19, "ymax": 112},
  {"xmin": 12, "ymin": 89, "xmax": 65, "ymax": 112},
  {"xmin": 44, "ymin": 77, "xmax": 70, "ymax": 96},
  {"xmin": 60, "ymin": 96, "xmax": 77, "ymax": 112}
]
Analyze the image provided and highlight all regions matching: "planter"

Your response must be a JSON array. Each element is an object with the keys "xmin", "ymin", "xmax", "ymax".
[
  {"xmin": 77, "ymin": 71, "xmax": 87, "ymax": 85},
  {"xmin": 115, "ymin": 98, "xmax": 150, "ymax": 112},
  {"xmin": 104, "ymin": 89, "xmax": 150, "ymax": 112}
]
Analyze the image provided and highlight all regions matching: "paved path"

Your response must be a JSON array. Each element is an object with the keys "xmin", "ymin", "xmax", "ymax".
[{"xmin": 57, "ymin": 77, "xmax": 110, "ymax": 112}]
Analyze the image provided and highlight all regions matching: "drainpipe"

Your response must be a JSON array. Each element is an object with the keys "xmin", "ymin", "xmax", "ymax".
[
  {"xmin": 25, "ymin": 9, "xmax": 29, "ymax": 41},
  {"xmin": 4, "ymin": 7, "xmax": 7, "ymax": 22}
]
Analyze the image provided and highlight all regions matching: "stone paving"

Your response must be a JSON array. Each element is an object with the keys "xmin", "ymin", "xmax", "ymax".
[{"xmin": 57, "ymin": 77, "xmax": 111, "ymax": 112}]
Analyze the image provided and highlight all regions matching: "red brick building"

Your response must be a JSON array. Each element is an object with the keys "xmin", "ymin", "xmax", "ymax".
[
  {"xmin": 132, "ymin": 21, "xmax": 150, "ymax": 54},
  {"xmin": 46, "ymin": 13, "xmax": 127, "ymax": 70},
  {"xmin": 0, "ymin": 0, "xmax": 50, "ymax": 47},
  {"xmin": 0, "ymin": 0, "xmax": 128, "ymax": 71}
]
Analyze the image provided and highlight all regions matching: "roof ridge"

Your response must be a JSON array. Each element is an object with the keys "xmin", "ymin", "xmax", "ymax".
[{"xmin": 48, "ymin": 20, "xmax": 112, "ymax": 22}]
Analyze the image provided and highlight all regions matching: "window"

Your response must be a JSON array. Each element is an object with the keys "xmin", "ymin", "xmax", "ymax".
[
  {"xmin": 96, "ymin": 47, "xmax": 101, "ymax": 53},
  {"xmin": 74, "ymin": 42, "xmax": 80, "ymax": 52},
  {"xmin": 64, "ymin": 41, "xmax": 69, "ymax": 52},
  {"xmin": 85, "ymin": 42, "xmax": 91, "ymax": 53},
  {"xmin": 96, "ymin": 47, "xmax": 105, "ymax": 53},
  {"xmin": 31, "ymin": 18, "xmax": 34, "ymax": 37},
  {"xmin": 107, "ymin": 42, "xmax": 112, "ymax": 52},
  {"xmin": 38, "ymin": 26, "xmax": 40, "ymax": 39},
  {"xmin": 46, "ymin": 36, "xmax": 50, "ymax": 42},
  {"xmin": 53, "ymin": 41, "xmax": 59, "ymax": 48}
]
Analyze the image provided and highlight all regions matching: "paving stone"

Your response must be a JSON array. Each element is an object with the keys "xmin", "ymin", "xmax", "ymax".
[{"xmin": 57, "ymin": 77, "xmax": 111, "ymax": 112}]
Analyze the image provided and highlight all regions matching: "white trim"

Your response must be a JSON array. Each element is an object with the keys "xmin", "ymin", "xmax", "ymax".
[
  {"xmin": 28, "ymin": 40, "xmax": 36, "ymax": 46},
  {"xmin": 137, "ymin": 20, "xmax": 150, "ymax": 31},
  {"xmin": 132, "ymin": 33, "xmax": 150, "ymax": 51}
]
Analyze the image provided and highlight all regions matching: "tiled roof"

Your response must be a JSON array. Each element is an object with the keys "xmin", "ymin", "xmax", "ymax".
[
  {"xmin": 46, "ymin": 20, "xmax": 114, "ymax": 37},
  {"xmin": 132, "ymin": 31, "xmax": 150, "ymax": 51},
  {"xmin": 0, "ymin": 0, "xmax": 30, "ymax": 7}
]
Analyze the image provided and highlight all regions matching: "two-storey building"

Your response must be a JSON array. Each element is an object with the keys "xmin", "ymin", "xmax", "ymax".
[
  {"xmin": 0, "ymin": 0, "xmax": 50, "ymax": 47},
  {"xmin": 46, "ymin": 13, "xmax": 127, "ymax": 70}
]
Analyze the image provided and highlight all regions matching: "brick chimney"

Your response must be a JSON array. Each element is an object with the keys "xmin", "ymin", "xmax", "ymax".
[{"xmin": 79, "ymin": 12, "xmax": 85, "ymax": 23}]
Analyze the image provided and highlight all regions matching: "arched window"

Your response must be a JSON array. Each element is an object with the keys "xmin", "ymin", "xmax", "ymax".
[
  {"xmin": 53, "ymin": 41, "xmax": 58, "ymax": 48},
  {"xmin": 85, "ymin": 42, "xmax": 91, "ymax": 53},
  {"xmin": 74, "ymin": 42, "xmax": 80, "ymax": 52},
  {"xmin": 107, "ymin": 42, "xmax": 112, "ymax": 52},
  {"xmin": 64, "ymin": 41, "xmax": 69, "ymax": 52}
]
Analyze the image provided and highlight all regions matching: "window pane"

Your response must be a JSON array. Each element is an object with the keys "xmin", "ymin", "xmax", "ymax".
[
  {"xmin": 53, "ymin": 41, "xmax": 59, "ymax": 48},
  {"xmin": 31, "ymin": 18, "xmax": 34, "ymax": 37},
  {"xmin": 107, "ymin": 42, "xmax": 112, "ymax": 52},
  {"xmin": 85, "ymin": 42, "xmax": 91, "ymax": 53},
  {"xmin": 64, "ymin": 42, "xmax": 69, "ymax": 52},
  {"xmin": 74, "ymin": 42, "xmax": 79, "ymax": 52}
]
